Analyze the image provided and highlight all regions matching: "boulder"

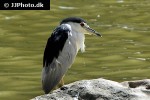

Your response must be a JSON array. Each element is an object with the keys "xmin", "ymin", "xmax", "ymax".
[{"xmin": 32, "ymin": 78, "xmax": 150, "ymax": 100}]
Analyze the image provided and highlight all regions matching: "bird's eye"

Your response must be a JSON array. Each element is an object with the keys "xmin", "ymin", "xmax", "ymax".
[{"xmin": 80, "ymin": 22, "xmax": 84, "ymax": 27}]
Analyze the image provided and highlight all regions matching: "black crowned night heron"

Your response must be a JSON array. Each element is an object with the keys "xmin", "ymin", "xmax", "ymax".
[{"xmin": 42, "ymin": 17, "xmax": 102, "ymax": 94}]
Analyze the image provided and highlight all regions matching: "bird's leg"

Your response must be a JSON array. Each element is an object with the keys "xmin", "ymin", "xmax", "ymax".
[
  {"xmin": 58, "ymin": 76, "xmax": 64, "ymax": 88},
  {"xmin": 53, "ymin": 76, "xmax": 65, "ymax": 90},
  {"xmin": 60, "ymin": 77, "xmax": 64, "ymax": 86}
]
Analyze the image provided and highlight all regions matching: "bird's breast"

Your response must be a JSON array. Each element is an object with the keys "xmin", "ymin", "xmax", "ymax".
[{"xmin": 56, "ymin": 38, "xmax": 78, "ymax": 69}]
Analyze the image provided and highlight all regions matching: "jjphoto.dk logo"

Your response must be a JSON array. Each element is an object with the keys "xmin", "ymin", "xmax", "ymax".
[
  {"xmin": 0, "ymin": 0, "xmax": 50, "ymax": 10},
  {"xmin": 12, "ymin": 2, "xmax": 43, "ymax": 8},
  {"xmin": 4, "ymin": 2, "xmax": 43, "ymax": 8}
]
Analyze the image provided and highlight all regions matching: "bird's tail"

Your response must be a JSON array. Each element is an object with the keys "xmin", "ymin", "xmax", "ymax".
[{"xmin": 41, "ymin": 66, "xmax": 63, "ymax": 94}]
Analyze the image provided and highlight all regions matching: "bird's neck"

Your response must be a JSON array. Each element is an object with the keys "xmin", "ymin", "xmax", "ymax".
[
  {"xmin": 66, "ymin": 23, "xmax": 85, "ymax": 53},
  {"xmin": 72, "ymin": 29, "xmax": 85, "ymax": 53}
]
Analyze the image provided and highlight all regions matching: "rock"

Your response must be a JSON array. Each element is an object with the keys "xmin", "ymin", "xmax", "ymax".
[
  {"xmin": 32, "ymin": 78, "xmax": 150, "ymax": 100},
  {"xmin": 121, "ymin": 79, "xmax": 150, "ymax": 89}
]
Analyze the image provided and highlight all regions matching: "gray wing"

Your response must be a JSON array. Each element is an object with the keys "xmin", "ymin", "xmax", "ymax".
[{"xmin": 42, "ymin": 24, "xmax": 77, "ymax": 94}]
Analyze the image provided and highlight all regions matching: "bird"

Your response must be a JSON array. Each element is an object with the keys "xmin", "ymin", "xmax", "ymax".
[{"xmin": 42, "ymin": 17, "xmax": 102, "ymax": 94}]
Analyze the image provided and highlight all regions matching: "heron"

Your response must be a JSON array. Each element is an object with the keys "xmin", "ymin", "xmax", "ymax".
[{"xmin": 42, "ymin": 17, "xmax": 102, "ymax": 94}]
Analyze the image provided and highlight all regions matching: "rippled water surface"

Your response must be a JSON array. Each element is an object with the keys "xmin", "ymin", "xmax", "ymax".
[{"xmin": 0, "ymin": 0, "xmax": 150, "ymax": 99}]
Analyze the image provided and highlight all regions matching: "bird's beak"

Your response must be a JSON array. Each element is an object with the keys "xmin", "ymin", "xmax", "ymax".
[{"xmin": 82, "ymin": 23, "xmax": 102, "ymax": 37}]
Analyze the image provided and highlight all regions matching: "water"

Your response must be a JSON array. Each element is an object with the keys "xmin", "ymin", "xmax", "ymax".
[{"xmin": 0, "ymin": 0, "xmax": 150, "ymax": 99}]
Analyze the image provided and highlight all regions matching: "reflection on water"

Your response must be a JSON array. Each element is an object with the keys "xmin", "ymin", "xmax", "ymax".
[
  {"xmin": 117, "ymin": 0, "xmax": 124, "ymax": 3},
  {"xmin": 58, "ymin": 6, "xmax": 78, "ymax": 10},
  {"xmin": 0, "ymin": 0, "xmax": 150, "ymax": 100}
]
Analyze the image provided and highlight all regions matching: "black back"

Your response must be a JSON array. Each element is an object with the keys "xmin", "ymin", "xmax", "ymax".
[
  {"xmin": 60, "ymin": 17, "xmax": 86, "ymax": 25},
  {"xmin": 43, "ymin": 24, "xmax": 70, "ymax": 67}
]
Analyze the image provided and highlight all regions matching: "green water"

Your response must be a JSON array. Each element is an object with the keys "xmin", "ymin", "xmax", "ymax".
[{"xmin": 0, "ymin": 0, "xmax": 149, "ymax": 99}]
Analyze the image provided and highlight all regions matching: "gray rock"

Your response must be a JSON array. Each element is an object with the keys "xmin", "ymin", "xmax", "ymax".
[{"xmin": 32, "ymin": 78, "xmax": 150, "ymax": 100}]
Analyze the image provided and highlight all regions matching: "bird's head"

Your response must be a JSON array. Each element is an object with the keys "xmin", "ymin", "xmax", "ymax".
[{"xmin": 60, "ymin": 17, "xmax": 102, "ymax": 37}]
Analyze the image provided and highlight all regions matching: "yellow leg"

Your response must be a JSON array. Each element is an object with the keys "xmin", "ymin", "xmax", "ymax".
[
  {"xmin": 58, "ymin": 76, "xmax": 64, "ymax": 87},
  {"xmin": 60, "ymin": 77, "xmax": 64, "ymax": 86},
  {"xmin": 53, "ymin": 76, "xmax": 65, "ymax": 90}
]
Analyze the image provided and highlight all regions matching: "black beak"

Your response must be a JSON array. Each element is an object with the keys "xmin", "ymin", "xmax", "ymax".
[{"xmin": 82, "ymin": 22, "xmax": 102, "ymax": 37}]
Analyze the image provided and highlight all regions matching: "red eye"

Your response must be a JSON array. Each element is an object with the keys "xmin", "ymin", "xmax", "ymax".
[{"xmin": 80, "ymin": 22, "xmax": 84, "ymax": 27}]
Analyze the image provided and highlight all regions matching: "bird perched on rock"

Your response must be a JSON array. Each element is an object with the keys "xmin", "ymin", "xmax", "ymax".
[{"xmin": 42, "ymin": 17, "xmax": 102, "ymax": 94}]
